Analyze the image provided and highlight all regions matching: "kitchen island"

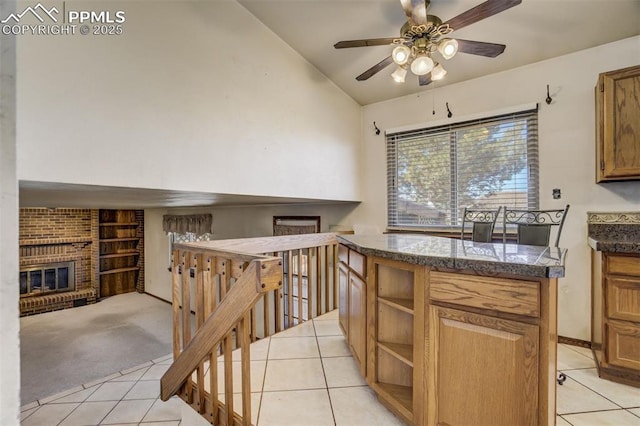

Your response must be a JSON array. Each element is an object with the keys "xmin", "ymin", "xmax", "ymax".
[{"xmin": 337, "ymin": 234, "xmax": 566, "ymax": 426}]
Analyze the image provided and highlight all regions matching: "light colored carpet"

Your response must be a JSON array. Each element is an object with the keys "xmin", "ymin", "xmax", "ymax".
[{"xmin": 20, "ymin": 292, "xmax": 174, "ymax": 405}]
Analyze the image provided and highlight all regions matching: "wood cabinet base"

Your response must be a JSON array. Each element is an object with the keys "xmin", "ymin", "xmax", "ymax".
[{"xmin": 594, "ymin": 349, "xmax": 640, "ymax": 388}]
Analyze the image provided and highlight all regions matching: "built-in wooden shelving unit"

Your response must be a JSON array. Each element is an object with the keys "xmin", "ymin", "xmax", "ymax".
[
  {"xmin": 98, "ymin": 210, "xmax": 143, "ymax": 298},
  {"xmin": 368, "ymin": 258, "xmax": 424, "ymax": 424}
]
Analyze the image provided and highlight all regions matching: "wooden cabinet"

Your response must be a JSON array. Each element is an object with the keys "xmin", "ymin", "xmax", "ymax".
[
  {"xmin": 427, "ymin": 306, "xmax": 539, "ymax": 426},
  {"xmin": 339, "ymin": 236, "xmax": 559, "ymax": 426},
  {"xmin": 592, "ymin": 252, "xmax": 640, "ymax": 386},
  {"xmin": 596, "ymin": 65, "xmax": 640, "ymax": 182},
  {"xmin": 427, "ymin": 271, "xmax": 547, "ymax": 426},
  {"xmin": 367, "ymin": 257, "xmax": 424, "ymax": 425},
  {"xmin": 338, "ymin": 262, "xmax": 349, "ymax": 335},
  {"xmin": 337, "ymin": 244, "xmax": 367, "ymax": 376},
  {"xmin": 348, "ymin": 272, "xmax": 366, "ymax": 372},
  {"xmin": 99, "ymin": 210, "xmax": 143, "ymax": 298}
]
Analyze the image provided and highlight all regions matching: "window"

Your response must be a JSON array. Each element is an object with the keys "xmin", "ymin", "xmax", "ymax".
[
  {"xmin": 162, "ymin": 213, "xmax": 213, "ymax": 267},
  {"xmin": 167, "ymin": 232, "xmax": 214, "ymax": 271},
  {"xmin": 387, "ymin": 108, "xmax": 539, "ymax": 229}
]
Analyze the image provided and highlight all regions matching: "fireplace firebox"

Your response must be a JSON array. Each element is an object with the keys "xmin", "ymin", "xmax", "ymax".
[{"xmin": 20, "ymin": 262, "xmax": 75, "ymax": 297}]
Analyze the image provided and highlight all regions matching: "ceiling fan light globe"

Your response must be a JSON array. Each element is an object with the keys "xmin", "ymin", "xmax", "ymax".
[
  {"xmin": 410, "ymin": 55, "xmax": 434, "ymax": 76},
  {"xmin": 391, "ymin": 65, "xmax": 407, "ymax": 83},
  {"xmin": 438, "ymin": 39, "xmax": 459, "ymax": 60},
  {"xmin": 431, "ymin": 63, "xmax": 447, "ymax": 80},
  {"xmin": 392, "ymin": 45, "xmax": 411, "ymax": 65}
]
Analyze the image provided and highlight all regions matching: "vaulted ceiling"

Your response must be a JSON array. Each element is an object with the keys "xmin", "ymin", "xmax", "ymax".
[
  {"xmin": 238, "ymin": 0, "xmax": 640, "ymax": 105},
  {"xmin": 18, "ymin": 0, "xmax": 640, "ymax": 208}
]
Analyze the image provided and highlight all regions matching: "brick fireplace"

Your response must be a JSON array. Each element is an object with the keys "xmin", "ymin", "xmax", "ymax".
[
  {"xmin": 19, "ymin": 208, "xmax": 146, "ymax": 316},
  {"xmin": 19, "ymin": 208, "xmax": 98, "ymax": 316}
]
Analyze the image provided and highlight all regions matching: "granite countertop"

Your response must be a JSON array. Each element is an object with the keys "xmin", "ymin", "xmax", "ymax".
[
  {"xmin": 587, "ymin": 212, "xmax": 640, "ymax": 254},
  {"xmin": 337, "ymin": 234, "xmax": 566, "ymax": 278},
  {"xmin": 588, "ymin": 235, "xmax": 640, "ymax": 254}
]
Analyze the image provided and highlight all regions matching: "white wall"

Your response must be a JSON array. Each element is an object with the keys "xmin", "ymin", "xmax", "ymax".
[
  {"xmin": 17, "ymin": 1, "xmax": 361, "ymax": 202},
  {"xmin": 356, "ymin": 36, "xmax": 640, "ymax": 341},
  {"xmin": 1, "ymin": 0, "xmax": 20, "ymax": 422},
  {"xmin": 145, "ymin": 203, "xmax": 358, "ymax": 301}
]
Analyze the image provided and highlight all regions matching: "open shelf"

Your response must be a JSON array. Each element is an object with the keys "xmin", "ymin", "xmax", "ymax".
[
  {"xmin": 100, "ymin": 252, "xmax": 140, "ymax": 259},
  {"xmin": 378, "ymin": 341, "xmax": 413, "ymax": 367},
  {"xmin": 374, "ymin": 260, "xmax": 416, "ymax": 423},
  {"xmin": 376, "ymin": 382, "xmax": 413, "ymax": 415},
  {"xmin": 99, "ymin": 238, "xmax": 139, "ymax": 243},
  {"xmin": 378, "ymin": 296, "xmax": 414, "ymax": 314},
  {"xmin": 99, "ymin": 267, "xmax": 139, "ymax": 275}
]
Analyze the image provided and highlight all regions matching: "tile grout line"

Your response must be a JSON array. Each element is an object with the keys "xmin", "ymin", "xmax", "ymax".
[
  {"xmin": 311, "ymin": 318, "xmax": 338, "ymax": 426},
  {"xmin": 561, "ymin": 344, "xmax": 596, "ymax": 361},
  {"xmin": 561, "ymin": 370, "xmax": 635, "ymax": 412},
  {"xmin": 254, "ymin": 335, "xmax": 272, "ymax": 426}
]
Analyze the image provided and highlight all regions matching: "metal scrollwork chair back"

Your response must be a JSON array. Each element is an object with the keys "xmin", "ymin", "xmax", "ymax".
[
  {"xmin": 460, "ymin": 207, "xmax": 502, "ymax": 243},
  {"xmin": 502, "ymin": 204, "xmax": 570, "ymax": 247}
]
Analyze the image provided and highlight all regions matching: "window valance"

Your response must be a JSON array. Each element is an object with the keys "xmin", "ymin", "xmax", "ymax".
[{"xmin": 162, "ymin": 214, "xmax": 212, "ymax": 235}]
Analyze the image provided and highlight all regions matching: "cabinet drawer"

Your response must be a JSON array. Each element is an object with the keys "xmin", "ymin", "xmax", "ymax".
[
  {"xmin": 606, "ymin": 320, "xmax": 640, "ymax": 371},
  {"xmin": 349, "ymin": 250, "xmax": 366, "ymax": 278},
  {"xmin": 607, "ymin": 254, "xmax": 640, "ymax": 277},
  {"xmin": 338, "ymin": 244, "xmax": 349, "ymax": 264},
  {"xmin": 606, "ymin": 277, "xmax": 640, "ymax": 322},
  {"xmin": 430, "ymin": 272, "xmax": 540, "ymax": 317}
]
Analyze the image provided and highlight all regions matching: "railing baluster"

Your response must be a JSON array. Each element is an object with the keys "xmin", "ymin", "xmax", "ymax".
[
  {"xmin": 171, "ymin": 251, "xmax": 181, "ymax": 360},
  {"xmin": 316, "ymin": 246, "xmax": 322, "ymax": 317},
  {"xmin": 297, "ymin": 248, "xmax": 303, "ymax": 323},
  {"xmin": 182, "ymin": 252, "xmax": 194, "ymax": 402},
  {"xmin": 239, "ymin": 314, "xmax": 251, "ymax": 425},
  {"xmin": 204, "ymin": 256, "xmax": 218, "ymax": 423},
  {"xmin": 287, "ymin": 250, "xmax": 293, "ymax": 328},
  {"xmin": 275, "ymin": 251, "xmax": 282, "ymax": 333},
  {"xmin": 223, "ymin": 330, "xmax": 234, "ymax": 426},
  {"xmin": 250, "ymin": 305, "xmax": 257, "ymax": 342},
  {"xmin": 195, "ymin": 254, "xmax": 206, "ymax": 413},
  {"xmin": 324, "ymin": 245, "xmax": 330, "ymax": 313},
  {"xmin": 262, "ymin": 292, "xmax": 269, "ymax": 339}
]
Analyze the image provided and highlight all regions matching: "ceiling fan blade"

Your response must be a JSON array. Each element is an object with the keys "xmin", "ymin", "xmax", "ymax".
[
  {"xmin": 411, "ymin": 0, "xmax": 428, "ymax": 25},
  {"xmin": 356, "ymin": 56, "xmax": 394, "ymax": 81},
  {"xmin": 400, "ymin": 0, "xmax": 414, "ymax": 20},
  {"xmin": 443, "ymin": 0, "xmax": 522, "ymax": 32},
  {"xmin": 418, "ymin": 74, "xmax": 432, "ymax": 86},
  {"xmin": 334, "ymin": 38, "xmax": 396, "ymax": 49},
  {"xmin": 456, "ymin": 39, "xmax": 506, "ymax": 57}
]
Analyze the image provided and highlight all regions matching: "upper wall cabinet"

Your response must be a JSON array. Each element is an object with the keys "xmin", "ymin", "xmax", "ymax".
[{"xmin": 596, "ymin": 65, "xmax": 640, "ymax": 182}]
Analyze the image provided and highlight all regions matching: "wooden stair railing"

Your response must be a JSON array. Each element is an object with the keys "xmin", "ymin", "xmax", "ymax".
[{"xmin": 160, "ymin": 233, "xmax": 340, "ymax": 425}]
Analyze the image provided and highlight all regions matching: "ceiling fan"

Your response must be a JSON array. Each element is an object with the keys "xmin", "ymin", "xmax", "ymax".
[{"xmin": 334, "ymin": 0, "xmax": 522, "ymax": 86}]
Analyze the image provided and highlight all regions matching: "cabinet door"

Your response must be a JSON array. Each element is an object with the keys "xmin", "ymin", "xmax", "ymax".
[
  {"xmin": 428, "ymin": 306, "xmax": 539, "ymax": 426},
  {"xmin": 338, "ymin": 262, "xmax": 349, "ymax": 336},
  {"xmin": 597, "ymin": 66, "xmax": 640, "ymax": 181},
  {"xmin": 606, "ymin": 277, "xmax": 640, "ymax": 323},
  {"xmin": 349, "ymin": 272, "xmax": 367, "ymax": 376},
  {"xmin": 606, "ymin": 320, "xmax": 640, "ymax": 371}
]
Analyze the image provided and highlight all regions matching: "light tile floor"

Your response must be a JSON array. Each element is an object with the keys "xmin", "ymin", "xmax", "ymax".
[{"xmin": 21, "ymin": 310, "xmax": 640, "ymax": 425}]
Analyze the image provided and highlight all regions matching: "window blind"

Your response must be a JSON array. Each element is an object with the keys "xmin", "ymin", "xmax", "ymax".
[{"xmin": 387, "ymin": 107, "xmax": 539, "ymax": 229}]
